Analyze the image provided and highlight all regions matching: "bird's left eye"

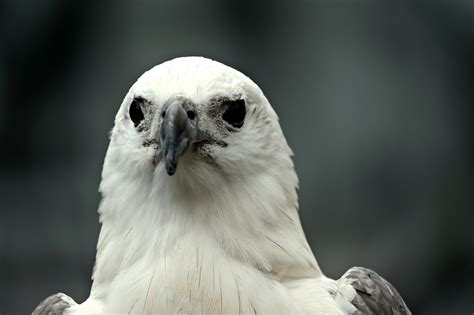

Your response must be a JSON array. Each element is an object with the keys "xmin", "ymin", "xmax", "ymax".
[
  {"xmin": 129, "ymin": 98, "xmax": 145, "ymax": 127},
  {"xmin": 222, "ymin": 99, "xmax": 246, "ymax": 129}
]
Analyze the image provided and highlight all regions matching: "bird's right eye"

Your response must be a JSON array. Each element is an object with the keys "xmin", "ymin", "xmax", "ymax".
[{"xmin": 129, "ymin": 98, "xmax": 145, "ymax": 127}]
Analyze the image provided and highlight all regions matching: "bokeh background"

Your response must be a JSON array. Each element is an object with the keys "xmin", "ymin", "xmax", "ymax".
[{"xmin": 1, "ymin": 0, "xmax": 473, "ymax": 314}]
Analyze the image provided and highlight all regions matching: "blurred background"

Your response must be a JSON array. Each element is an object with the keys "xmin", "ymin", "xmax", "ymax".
[{"xmin": 1, "ymin": 0, "xmax": 473, "ymax": 314}]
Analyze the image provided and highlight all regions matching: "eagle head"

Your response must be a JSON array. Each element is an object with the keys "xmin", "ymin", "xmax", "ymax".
[{"xmin": 101, "ymin": 57, "xmax": 297, "ymax": 200}]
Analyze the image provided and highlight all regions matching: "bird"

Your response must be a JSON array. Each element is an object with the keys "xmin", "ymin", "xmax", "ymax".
[{"xmin": 33, "ymin": 56, "xmax": 410, "ymax": 315}]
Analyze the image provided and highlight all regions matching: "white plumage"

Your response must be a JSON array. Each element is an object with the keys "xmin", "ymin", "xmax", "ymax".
[{"xmin": 34, "ymin": 57, "xmax": 409, "ymax": 315}]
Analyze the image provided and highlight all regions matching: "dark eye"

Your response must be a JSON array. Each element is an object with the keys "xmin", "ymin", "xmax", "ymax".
[
  {"xmin": 222, "ymin": 99, "xmax": 246, "ymax": 129},
  {"xmin": 129, "ymin": 98, "xmax": 145, "ymax": 127}
]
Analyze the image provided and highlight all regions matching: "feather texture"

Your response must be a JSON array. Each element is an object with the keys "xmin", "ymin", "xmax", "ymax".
[{"xmin": 33, "ymin": 57, "xmax": 410, "ymax": 315}]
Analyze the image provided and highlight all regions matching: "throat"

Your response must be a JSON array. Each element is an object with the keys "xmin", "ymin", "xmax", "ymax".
[
  {"xmin": 97, "ymin": 166, "xmax": 320, "ymax": 287},
  {"xmin": 101, "ymin": 229, "xmax": 301, "ymax": 314}
]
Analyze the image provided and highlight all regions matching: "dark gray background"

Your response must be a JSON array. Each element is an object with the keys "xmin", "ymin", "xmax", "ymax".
[{"xmin": 1, "ymin": 0, "xmax": 473, "ymax": 314}]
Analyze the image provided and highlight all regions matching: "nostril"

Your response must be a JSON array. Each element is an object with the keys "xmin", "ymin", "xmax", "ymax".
[
  {"xmin": 161, "ymin": 110, "xmax": 166, "ymax": 118},
  {"xmin": 187, "ymin": 110, "xmax": 196, "ymax": 120}
]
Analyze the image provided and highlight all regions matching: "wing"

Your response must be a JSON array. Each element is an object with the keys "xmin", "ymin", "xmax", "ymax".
[
  {"xmin": 336, "ymin": 267, "xmax": 411, "ymax": 315},
  {"xmin": 32, "ymin": 293, "xmax": 77, "ymax": 315}
]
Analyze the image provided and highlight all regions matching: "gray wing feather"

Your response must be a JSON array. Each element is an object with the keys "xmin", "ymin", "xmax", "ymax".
[
  {"xmin": 339, "ymin": 267, "xmax": 411, "ymax": 315},
  {"xmin": 32, "ymin": 292, "xmax": 77, "ymax": 315}
]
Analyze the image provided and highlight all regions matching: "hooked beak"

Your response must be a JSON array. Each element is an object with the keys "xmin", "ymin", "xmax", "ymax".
[{"xmin": 160, "ymin": 101, "xmax": 197, "ymax": 176}]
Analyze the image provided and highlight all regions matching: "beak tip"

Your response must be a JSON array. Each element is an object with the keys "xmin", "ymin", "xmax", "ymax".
[{"xmin": 165, "ymin": 162, "xmax": 177, "ymax": 176}]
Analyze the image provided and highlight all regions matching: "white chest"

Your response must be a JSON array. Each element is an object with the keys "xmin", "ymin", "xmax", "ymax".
[{"xmin": 100, "ymin": 236, "xmax": 300, "ymax": 314}]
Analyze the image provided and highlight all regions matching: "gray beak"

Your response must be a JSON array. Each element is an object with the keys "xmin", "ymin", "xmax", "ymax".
[{"xmin": 160, "ymin": 101, "xmax": 196, "ymax": 176}]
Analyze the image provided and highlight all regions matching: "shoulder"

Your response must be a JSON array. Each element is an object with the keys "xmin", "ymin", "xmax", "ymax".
[
  {"xmin": 337, "ymin": 266, "xmax": 411, "ymax": 315},
  {"xmin": 32, "ymin": 293, "xmax": 76, "ymax": 315}
]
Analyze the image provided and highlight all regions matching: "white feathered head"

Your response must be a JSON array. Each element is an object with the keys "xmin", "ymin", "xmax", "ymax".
[
  {"xmin": 97, "ymin": 56, "xmax": 318, "ymax": 283},
  {"xmin": 101, "ymin": 57, "xmax": 298, "ymax": 200}
]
